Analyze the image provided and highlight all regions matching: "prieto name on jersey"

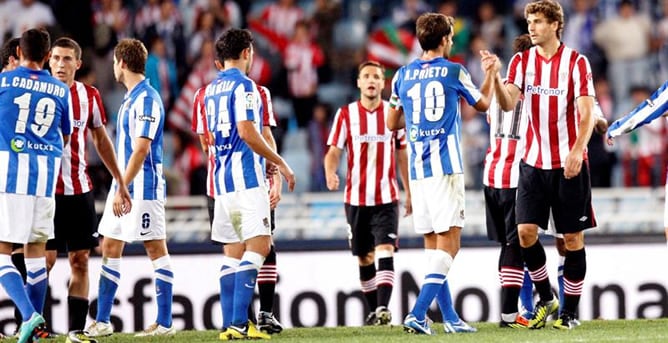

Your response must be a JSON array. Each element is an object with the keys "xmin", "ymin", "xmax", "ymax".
[
  {"xmin": 1, "ymin": 75, "xmax": 67, "ymax": 97},
  {"xmin": 408, "ymin": 127, "xmax": 447, "ymax": 142},
  {"xmin": 403, "ymin": 66, "xmax": 449, "ymax": 81}
]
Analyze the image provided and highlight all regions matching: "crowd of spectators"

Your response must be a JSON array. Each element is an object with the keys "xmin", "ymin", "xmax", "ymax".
[{"xmin": 1, "ymin": 0, "xmax": 667, "ymax": 194}]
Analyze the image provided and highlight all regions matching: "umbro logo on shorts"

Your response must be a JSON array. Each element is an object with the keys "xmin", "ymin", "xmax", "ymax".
[
  {"xmin": 579, "ymin": 216, "xmax": 588, "ymax": 222},
  {"xmin": 262, "ymin": 217, "xmax": 270, "ymax": 228}
]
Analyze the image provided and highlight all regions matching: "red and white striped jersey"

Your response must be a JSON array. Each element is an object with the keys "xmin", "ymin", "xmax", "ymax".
[
  {"xmin": 327, "ymin": 100, "xmax": 407, "ymax": 206},
  {"xmin": 56, "ymin": 81, "xmax": 106, "ymax": 195},
  {"xmin": 507, "ymin": 44, "xmax": 595, "ymax": 170},
  {"xmin": 192, "ymin": 85, "xmax": 277, "ymax": 197},
  {"xmin": 256, "ymin": 3, "xmax": 303, "ymax": 39},
  {"xmin": 483, "ymin": 94, "xmax": 528, "ymax": 189}
]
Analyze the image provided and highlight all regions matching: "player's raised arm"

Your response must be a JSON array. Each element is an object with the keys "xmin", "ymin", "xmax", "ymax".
[
  {"xmin": 387, "ymin": 70, "xmax": 405, "ymax": 130},
  {"xmin": 607, "ymin": 81, "xmax": 668, "ymax": 143}
]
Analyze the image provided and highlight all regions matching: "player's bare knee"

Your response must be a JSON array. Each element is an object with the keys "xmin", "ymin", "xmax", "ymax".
[
  {"xmin": 143, "ymin": 240, "xmax": 168, "ymax": 260},
  {"xmin": 45, "ymin": 251, "xmax": 57, "ymax": 272},
  {"xmin": 562, "ymin": 232, "xmax": 584, "ymax": 251},
  {"xmin": 358, "ymin": 252, "xmax": 374, "ymax": 266},
  {"xmin": 246, "ymin": 235, "xmax": 271, "ymax": 257},
  {"xmin": 517, "ymin": 225, "xmax": 538, "ymax": 247},
  {"xmin": 69, "ymin": 250, "xmax": 90, "ymax": 275}
]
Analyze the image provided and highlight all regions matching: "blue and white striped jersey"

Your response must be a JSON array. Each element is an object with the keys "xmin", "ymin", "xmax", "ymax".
[
  {"xmin": 0, "ymin": 66, "xmax": 71, "ymax": 197},
  {"xmin": 205, "ymin": 68, "xmax": 265, "ymax": 195},
  {"xmin": 390, "ymin": 57, "xmax": 482, "ymax": 180},
  {"xmin": 113, "ymin": 79, "xmax": 166, "ymax": 201},
  {"xmin": 608, "ymin": 81, "xmax": 668, "ymax": 139}
]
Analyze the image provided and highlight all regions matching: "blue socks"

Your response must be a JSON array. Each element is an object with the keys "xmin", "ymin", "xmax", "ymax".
[
  {"xmin": 411, "ymin": 249, "xmax": 452, "ymax": 322},
  {"xmin": 231, "ymin": 251, "xmax": 265, "ymax": 327},
  {"xmin": 520, "ymin": 268, "xmax": 534, "ymax": 313},
  {"xmin": 96, "ymin": 257, "xmax": 121, "ymax": 323},
  {"xmin": 436, "ymin": 279, "xmax": 460, "ymax": 322},
  {"xmin": 24, "ymin": 257, "xmax": 47, "ymax": 314},
  {"xmin": 152, "ymin": 255, "xmax": 174, "ymax": 328},
  {"xmin": 0, "ymin": 255, "xmax": 35, "ymax": 320},
  {"xmin": 219, "ymin": 257, "xmax": 239, "ymax": 329}
]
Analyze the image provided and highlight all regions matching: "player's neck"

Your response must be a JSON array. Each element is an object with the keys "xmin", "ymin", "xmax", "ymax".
[
  {"xmin": 123, "ymin": 72, "xmax": 145, "ymax": 92},
  {"xmin": 536, "ymin": 39, "xmax": 561, "ymax": 59},
  {"xmin": 224, "ymin": 60, "xmax": 247, "ymax": 74},
  {"xmin": 422, "ymin": 49, "xmax": 444, "ymax": 61},
  {"xmin": 360, "ymin": 96, "xmax": 381, "ymax": 111},
  {"xmin": 19, "ymin": 60, "xmax": 43, "ymax": 71}
]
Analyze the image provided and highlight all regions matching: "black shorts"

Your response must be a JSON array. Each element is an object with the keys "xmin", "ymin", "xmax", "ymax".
[
  {"xmin": 484, "ymin": 186, "xmax": 518, "ymax": 244},
  {"xmin": 344, "ymin": 202, "xmax": 398, "ymax": 256},
  {"xmin": 516, "ymin": 161, "xmax": 597, "ymax": 234},
  {"xmin": 46, "ymin": 192, "xmax": 99, "ymax": 253}
]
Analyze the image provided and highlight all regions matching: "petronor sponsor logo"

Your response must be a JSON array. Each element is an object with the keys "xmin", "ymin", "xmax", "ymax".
[
  {"xmin": 352, "ymin": 134, "xmax": 389, "ymax": 143},
  {"xmin": 526, "ymin": 85, "xmax": 565, "ymax": 96}
]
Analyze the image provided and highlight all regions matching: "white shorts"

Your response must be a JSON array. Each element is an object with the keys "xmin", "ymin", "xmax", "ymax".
[
  {"xmin": 0, "ymin": 193, "xmax": 54, "ymax": 244},
  {"xmin": 410, "ymin": 174, "xmax": 465, "ymax": 234},
  {"xmin": 98, "ymin": 192, "xmax": 166, "ymax": 243},
  {"xmin": 212, "ymin": 186, "xmax": 271, "ymax": 244}
]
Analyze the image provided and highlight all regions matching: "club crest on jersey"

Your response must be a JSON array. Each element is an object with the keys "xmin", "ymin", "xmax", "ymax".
[
  {"xmin": 10, "ymin": 136, "xmax": 26, "ymax": 152},
  {"xmin": 559, "ymin": 72, "xmax": 568, "ymax": 82},
  {"xmin": 409, "ymin": 126, "xmax": 418, "ymax": 142},
  {"xmin": 245, "ymin": 92, "xmax": 254, "ymax": 110}
]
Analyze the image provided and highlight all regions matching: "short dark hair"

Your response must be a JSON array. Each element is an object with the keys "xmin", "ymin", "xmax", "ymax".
[
  {"xmin": 215, "ymin": 28, "xmax": 253, "ymax": 63},
  {"xmin": 512, "ymin": 34, "xmax": 533, "ymax": 53},
  {"xmin": 1, "ymin": 38, "xmax": 19, "ymax": 69},
  {"xmin": 52, "ymin": 37, "xmax": 82, "ymax": 60},
  {"xmin": 19, "ymin": 28, "xmax": 51, "ymax": 63},
  {"xmin": 114, "ymin": 38, "xmax": 147, "ymax": 74},
  {"xmin": 525, "ymin": 0, "xmax": 564, "ymax": 39},
  {"xmin": 416, "ymin": 13, "xmax": 454, "ymax": 51},
  {"xmin": 357, "ymin": 60, "xmax": 385, "ymax": 77}
]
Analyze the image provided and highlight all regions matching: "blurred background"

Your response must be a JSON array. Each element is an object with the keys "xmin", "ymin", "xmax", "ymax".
[{"xmin": 2, "ymin": 0, "xmax": 667, "ymax": 251}]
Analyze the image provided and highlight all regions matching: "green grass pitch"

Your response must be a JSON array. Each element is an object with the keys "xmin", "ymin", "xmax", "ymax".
[{"xmin": 69, "ymin": 318, "xmax": 668, "ymax": 342}]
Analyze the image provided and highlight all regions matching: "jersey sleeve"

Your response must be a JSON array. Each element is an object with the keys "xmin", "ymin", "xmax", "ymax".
[
  {"xmin": 455, "ymin": 65, "xmax": 482, "ymax": 106},
  {"xmin": 259, "ymin": 85, "xmax": 277, "ymax": 127},
  {"xmin": 88, "ymin": 86, "xmax": 107, "ymax": 129},
  {"xmin": 608, "ymin": 81, "xmax": 668, "ymax": 138},
  {"xmin": 135, "ymin": 94, "xmax": 163, "ymax": 140},
  {"xmin": 394, "ymin": 128, "xmax": 407, "ymax": 150},
  {"xmin": 506, "ymin": 52, "xmax": 524, "ymax": 91},
  {"xmin": 191, "ymin": 87, "xmax": 207, "ymax": 134},
  {"xmin": 233, "ymin": 80, "xmax": 259, "ymax": 123},
  {"xmin": 326, "ymin": 107, "xmax": 347, "ymax": 149},
  {"xmin": 389, "ymin": 69, "xmax": 403, "ymax": 109},
  {"xmin": 61, "ymin": 88, "xmax": 73, "ymax": 136},
  {"xmin": 573, "ymin": 55, "xmax": 595, "ymax": 98}
]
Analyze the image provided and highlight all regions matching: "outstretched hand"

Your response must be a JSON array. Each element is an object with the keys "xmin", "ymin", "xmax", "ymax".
[{"xmin": 480, "ymin": 50, "xmax": 501, "ymax": 73}]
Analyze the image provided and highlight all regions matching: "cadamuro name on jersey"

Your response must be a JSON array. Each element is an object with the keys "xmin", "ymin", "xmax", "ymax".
[{"xmin": 1, "ymin": 76, "xmax": 66, "ymax": 97}]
